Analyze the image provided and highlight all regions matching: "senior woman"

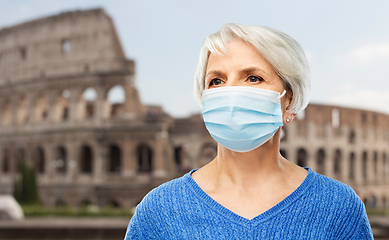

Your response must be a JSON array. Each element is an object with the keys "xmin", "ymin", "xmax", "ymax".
[{"xmin": 125, "ymin": 24, "xmax": 373, "ymax": 239}]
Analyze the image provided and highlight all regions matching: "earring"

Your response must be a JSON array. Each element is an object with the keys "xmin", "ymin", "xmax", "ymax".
[{"xmin": 286, "ymin": 118, "xmax": 290, "ymax": 123}]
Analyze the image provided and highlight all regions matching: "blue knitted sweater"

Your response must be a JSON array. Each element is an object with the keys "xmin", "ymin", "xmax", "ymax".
[{"xmin": 125, "ymin": 168, "xmax": 373, "ymax": 239}]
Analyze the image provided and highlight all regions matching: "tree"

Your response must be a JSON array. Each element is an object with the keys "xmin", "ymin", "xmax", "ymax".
[{"xmin": 13, "ymin": 161, "xmax": 40, "ymax": 205}]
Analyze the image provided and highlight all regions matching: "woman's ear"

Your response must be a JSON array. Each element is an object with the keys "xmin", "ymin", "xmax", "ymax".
[
  {"xmin": 283, "ymin": 111, "xmax": 297, "ymax": 124},
  {"xmin": 282, "ymin": 91, "xmax": 296, "ymax": 124}
]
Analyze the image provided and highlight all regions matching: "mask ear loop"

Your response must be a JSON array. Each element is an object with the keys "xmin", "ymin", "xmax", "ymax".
[{"xmin": 278, "ymin": 90, "xmax": 287, "ymax": 99}]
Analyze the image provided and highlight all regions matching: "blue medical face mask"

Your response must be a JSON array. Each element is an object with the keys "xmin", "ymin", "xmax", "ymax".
[{"xmin": 202, "ymin": 86, "xmax": 286, "ymax": 153}]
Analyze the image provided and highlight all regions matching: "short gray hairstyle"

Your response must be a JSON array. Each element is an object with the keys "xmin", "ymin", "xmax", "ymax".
[{"xmin": 194, "ymin": 23, "xmax": 310, "ymax": 114}]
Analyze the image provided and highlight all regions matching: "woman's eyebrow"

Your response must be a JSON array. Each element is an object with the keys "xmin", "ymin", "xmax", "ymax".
[
  {"xmin": 241, "ymin": 67, "xmax": 269, "ymax": 76},
  {"xmin": 206, "ymin": 70, "xmax": 223, "ymax": 77},
  {"xmin": 242, "ymin": 67, "xmax": 267, "ymax": 75}
]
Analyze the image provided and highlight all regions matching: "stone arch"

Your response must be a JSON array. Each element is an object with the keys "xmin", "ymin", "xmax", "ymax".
[
  {"xmin": 199, "ymin": 143, "xmax": 217, "ymax": 167},
  {"xmin": 349, "ymin": 152, "xmax": 356, "ymax": 181},
  {"xmin": 174, "ymin": 146, "xmax": 184, "ymax": 171},
  {"xmin": 3, "ymin": 99, "xmax": 11, "ymax": 126},
  {"xmin": 137, "ymin": 144, "xmax": 153, "ymax": 173},
  {"xmin": 371, "ymin": 194, "xmax": 377, "ymax": 208},
  {"xmin": 296, "ymin": 148, "xmax": 308, "ymax": 167},
  {"xmin": 15, "ymin": 148, "xmax": 25, "ymax": 173},
  {"xmin": 32, "ymin": 147, "xmax": 45, "ymax": 174},
  {"xmin": 334, "ymin": 149, "xmax": 342, "ymax": 179},
  {"xmin": 55, "ymin": 146, "xmax": 67, "ymax": 174},
  {"xmin": 55, "ymin": 199, "xmax": 67, "ymax": 207},
  {"xmin": 80, "ymin": 145, "xmax": 93, "ymax": 174},
  {"xmin": 80, "ymin": 87, "xmax": 97, "ymax": 119},
  {"xmin": 54, "ymin": 90, "xmax": 70, "ymax": 121},
  {"xmin": 2, "ymin": 149, "xmax": 9, "ymax": 173},
  {"xmin": 17, "ymin": 96, "xmax": 28, "ymax": 124},
  {"xmin": 107, "ymin": 85, "xmax": 126, "ymax": 117},
  {"xmin": 316, "ymin": 149, "xmax": 325, "ymax": 175},
  {"xmin": 35, "ymin": 93, "xmax": 48, "ymax": 121},
  {"xmin": 108, "ymin": 144, "xmax": 121, "ymax": 173},
  {"xmin": 107, "ymin": 199, "xmax": 120, "ymax": 208},
  {"xmin": 280, "ymin": 149, "xmax": 287, "ymax": 159},
  {"xmin": 349, "ymin": 130, "xmax": 356, "ymax": 144},
  {"xmin": 362, "ymin": 151, "xmax": 368, "ymax": 180},
  {"xmin": 20, "ymin": 47, "xmax": 27, "ymax": 60},
  {"xmin": 373, "ymin": 151, "xmax": 378, "ymax": 182},
  {"xmin": 62, "ymin": 39, "xmax": 70, "ymax": 54}
]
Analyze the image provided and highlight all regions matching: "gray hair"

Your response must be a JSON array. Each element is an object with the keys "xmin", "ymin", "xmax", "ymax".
[{"xmin": 193, "ymin": 23, "xmax": 310, "ymax": 114}]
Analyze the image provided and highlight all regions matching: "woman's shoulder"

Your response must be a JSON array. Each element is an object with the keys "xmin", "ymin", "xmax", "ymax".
[
  {"xmin": 137, "ymin": 171, "xmax": 194, "ymax": 210},
  {"xmin": 308, "ymin": 169, "xmax": 364, "ymax": 211},
  {"xmin": 307, "ymin": 170, "xmax": 373, "ymax": 238}
]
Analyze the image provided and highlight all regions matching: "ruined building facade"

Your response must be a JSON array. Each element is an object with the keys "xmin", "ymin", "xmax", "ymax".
[
  {"xmin": 281, "ymin": 104, "xmax": 389, "ymax": 209},
  {"xmin": 0, "ymin": 9, "xmax": 387, "ymax": 209},
  {"xmin": 0, "ymin": 9, "xmax": 217, "ymax": 209}
]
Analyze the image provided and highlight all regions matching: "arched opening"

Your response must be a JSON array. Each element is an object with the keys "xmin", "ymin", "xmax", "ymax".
[
  {"xmin": 20, "ymin": 47, "xmax": 27, "ymax": 60},
  {"xmin": 35, "ymin": 94, "xmax": 48, "ymax": 121},
  {"xmin": 349, "ymin": 130, "xmax": 355, "ymax": 144},
  {"xmin": 56, "ymin": 199, "xmax": 67, "ymax": 207},
  {"xmin": 174, "ymin": 146, "xmax": 183, "ymax": 172},
  {"xmin": 55, "ymin": 90, "xmax": 70, "ymax": 121},
  {"xmin": 107, "ymin": 85, "xmax": 126, "ymax": 117},
  {"xmin": 62, "ymin": 39, "xmax": 70, "ymax": 54},
  {"xmin": 362, "ymin": 151, "xmax": 368, "ymax": 180},
  {"xmin": 199, "ymin": 143, "xmax": 217, "ymax": 167},
  {"xmin": 2, "ymin": 149, "xmax": 9, "ymax": 173},
  {"xmin": 280, "ymin": 149, "xmax": 288, "ymax": 159},
  {"xmin": 107, "ymin": 200, "xmax": 120, "ymax": 208},
  {"xmin": 55, "ymin": 146, "xmax": 67, "ymax": 174},
  {"xmin": 3, "ymin": 100, "xmax": 11, "ymax": 126},
  {"xmin": 371, "ymin": 195, "xmax": 377, "ymax": 208},
  {"xmin": 17, "ymin": 96, "xmax": 28, "ymax": 124},
  {"xmin": 374, "ymin": 152, "xmax": 378, "ymax": 182},
  {"xmin": 80, "ymin": 145, "xmax": 93, "ymax": 174},
  {"xmin": 349, "ymin": 152, "xmax": 355, "ymax": 181},
  {"xmin": 15, "ymin": 149, "xmax": 25, "ymax": 173},
  {"xmin": 361, "ymin": 112, "xmax": 367, "ymax": 123},
  {"xmin": 297, "ymin": 148, "xmax": 307, "ymax": 167},
  {"xmin": 316, "ymin": 149, "xmax": 325, "ymax": 175},
  {"xmin": 137, "ymin": 144, "xmax": 153, "ymax": 173},
  {"xmin": 82, "ymin": 87, "xmax": 97, "ymax": 119},
  {"xmin": 33, "ymin": 147, "xmax": 45, "ymax": 174},
  {"xmin": 108, "ymin": 145, "xmax": 121, "ymax": 173},
  {"xmin": 334, "ymin": 149, "xmax": 342, "ymax": 179}
]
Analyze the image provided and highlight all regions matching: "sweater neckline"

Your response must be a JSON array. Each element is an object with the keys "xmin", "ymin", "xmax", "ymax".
[{"xmin": 184, "ymin": 167, "xmax": 315, "ymax": 226}]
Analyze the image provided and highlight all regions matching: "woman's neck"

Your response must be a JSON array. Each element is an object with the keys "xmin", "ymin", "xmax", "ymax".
[{"xmin": 212, "ymin": 131, "xmax": 289, "ymax": 190}]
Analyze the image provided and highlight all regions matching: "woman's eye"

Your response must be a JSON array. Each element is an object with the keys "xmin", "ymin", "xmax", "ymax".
[
  {"xmin": 248, "ymin": 76, "xmax": 264, "ymax": 83},
  {"xmin": 209, "ymin": 79, "xmax": 222, "ymax": 86}
]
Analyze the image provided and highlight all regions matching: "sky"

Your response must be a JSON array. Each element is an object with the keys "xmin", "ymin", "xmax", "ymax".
[{"xmin": 1, "ymin": 0, "xmax": 389, "ymax": 118}]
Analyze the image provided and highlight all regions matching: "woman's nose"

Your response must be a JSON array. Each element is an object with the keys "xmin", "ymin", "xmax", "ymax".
[{"xmin": 225, "ymin": 78, "xmax": 241, "ymax": 87}]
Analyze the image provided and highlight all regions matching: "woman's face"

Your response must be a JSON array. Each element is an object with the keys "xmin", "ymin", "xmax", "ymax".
[
  {"xmin": 205, "ymin": 39, "xmax": 285, "ymax": 94},
  {"xmin": 205, "ymin": 39, "xmax": 292, "ymax": 116}
]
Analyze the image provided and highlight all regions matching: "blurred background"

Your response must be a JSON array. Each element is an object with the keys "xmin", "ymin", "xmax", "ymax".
[{"xmin": 0, "ymin": 0, "xmax": 389, "ymax": 239}]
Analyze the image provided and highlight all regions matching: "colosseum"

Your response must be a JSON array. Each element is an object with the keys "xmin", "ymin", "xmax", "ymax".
[{"xmin": 0, "ymin": 8, "xmax": 387, "ymax": 210}]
